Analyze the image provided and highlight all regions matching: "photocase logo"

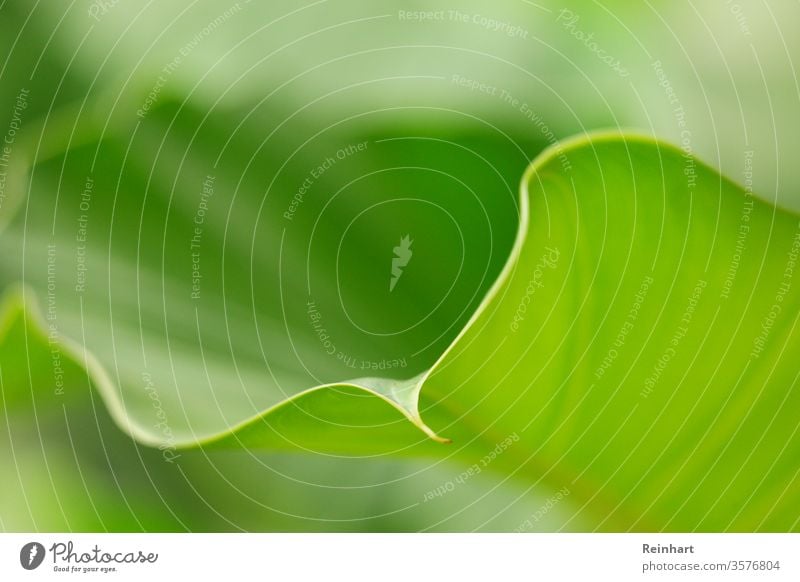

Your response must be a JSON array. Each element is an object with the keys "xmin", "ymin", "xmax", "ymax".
[
  {"xmin": 20, "ymin": 542, "xmax": 46, "ymax": 570},
  {"xmin": 390, "ymin": 235, "xmax": 413, "ymax": 292}
]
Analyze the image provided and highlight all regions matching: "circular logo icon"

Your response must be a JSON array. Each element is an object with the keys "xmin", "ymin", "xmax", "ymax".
[{"xmin": 20, "ymin": 542, "xmax": 46, "ymax": 570}]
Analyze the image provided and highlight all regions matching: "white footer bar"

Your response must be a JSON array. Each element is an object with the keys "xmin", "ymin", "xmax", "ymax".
[{"xmin": 1, "ymin": 533, "xmax": 797, "ymax": 581}]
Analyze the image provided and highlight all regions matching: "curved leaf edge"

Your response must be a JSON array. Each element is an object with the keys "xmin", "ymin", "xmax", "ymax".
[{"xmin": 0, "ymin": 127, "xmax": 762, "ymax": 452}]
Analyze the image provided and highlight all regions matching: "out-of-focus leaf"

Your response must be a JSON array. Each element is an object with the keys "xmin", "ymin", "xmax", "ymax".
[{"xmin": 12, "ymin": 0, "xmax": 800, "ymax": 207}]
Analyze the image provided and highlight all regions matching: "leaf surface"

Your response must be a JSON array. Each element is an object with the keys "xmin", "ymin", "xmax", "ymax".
[{"xmin": 2, "ymin": 96, "xmax": 799, "ymax": 530}]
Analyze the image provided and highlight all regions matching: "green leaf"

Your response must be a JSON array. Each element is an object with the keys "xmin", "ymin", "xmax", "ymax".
[
  {"xmin": 0, "ymin": 92, "xmax": 535, "ymax": 453},
  {"xmin": 2, "ymin": 87, "xmax": 799, "ymax": 530},
  {"xmin": 419, "ymin": 132, "xmax": 800, "ymax": 531}
]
